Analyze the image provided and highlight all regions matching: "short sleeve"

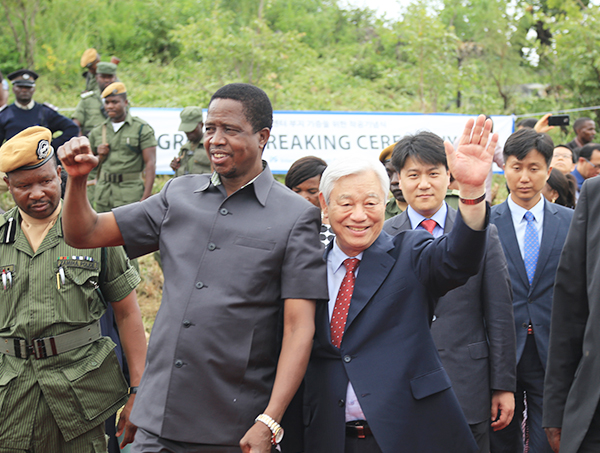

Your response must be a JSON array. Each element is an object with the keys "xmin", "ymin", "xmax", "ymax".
[
  {"xmin": 139, "ymin": 123, "xmax": 157, "ymax": 150},
  {"xmin": 280, "ymin": 205, "xmax": 328, "ymax": 301},
  {"xmin": 113, "ymin": 179, "xmax": 173, "ymax": 258},
  {"xmin": 100, "ymin": 245, "xmax": 141, "ymax": 303}
]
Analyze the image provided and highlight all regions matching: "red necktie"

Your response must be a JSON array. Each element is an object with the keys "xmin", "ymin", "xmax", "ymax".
[
  {"xmin": 330, "ymin": 258, "xmax": 360, "ymax": 348},
  {"xmin": 420, "ymin": 219, "xmax": 437, "ymax": 234}
]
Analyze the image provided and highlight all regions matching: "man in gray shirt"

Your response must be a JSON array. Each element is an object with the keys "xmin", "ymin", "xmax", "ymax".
[{"xmin": 57, "ymin": 83, "xmax": 328, "ymax": 453}]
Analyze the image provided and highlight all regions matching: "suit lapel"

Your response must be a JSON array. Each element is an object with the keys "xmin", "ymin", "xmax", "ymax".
[
  {"xmin": 345, "ymin": 232, "xmax": 396, "ymax": 331},
  {"xmin": 532, "ymin": 201, "xmax": 560, "ymax": 290},
  {"xmin": 386, "ymin": 210, "xmax": 412, "ymax": 234},
  {"xmin": 493, "ymin": 202, "xmax": 530, "ymax": 289},
  {"xmin": 444, "ymin": 207, "xmax": 456, "ymax": 233}
]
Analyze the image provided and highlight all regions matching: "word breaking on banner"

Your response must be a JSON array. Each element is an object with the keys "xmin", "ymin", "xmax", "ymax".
[{"xmin": 130, "ymin": 108, "xmax": 514, "ymax": 174}]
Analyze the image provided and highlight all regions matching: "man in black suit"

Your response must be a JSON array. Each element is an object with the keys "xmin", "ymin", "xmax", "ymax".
[
  {"xmin": 382, "ymin": 131, "xmax": 517, "ymax": 453},
  {"xmin": 304, "ymin": 116, "xmax": 496, "ymax": 453},
  {"xmin": 489, "ymin": 128, "xmax": 573, "ymax": 453},
  {"xmin": 543, "ymin": 175, "xmax": 600, "ymax": 453}
]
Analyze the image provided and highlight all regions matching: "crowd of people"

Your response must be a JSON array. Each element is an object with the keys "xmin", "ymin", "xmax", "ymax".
[{"xmin": 0, "ymin": 49, "xmax": 598, "ymax": 453}]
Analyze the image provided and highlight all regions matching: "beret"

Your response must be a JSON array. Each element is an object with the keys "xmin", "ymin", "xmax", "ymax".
[
  {"xmin": 102, "ymin": 82, "xmax": 126, "ymax": 99},
  {"xmin": 80, "ymin": 48, "xmax": 99, "ymax": 68},
  {"xmin": 0, "ymin": 126, "xmax": 54, "ymax": 173},
  {"xmin": 379, "ymin": 143, "xmax": 396, "ymax": 163}
]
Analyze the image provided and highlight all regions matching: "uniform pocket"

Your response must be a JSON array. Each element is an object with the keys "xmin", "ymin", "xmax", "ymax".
[
  {"xmin": 55, "ymin": 266, "xmax": 103, "ymax": 322},
  {"xmin": 0, "ymin": 358, "xmax": 19, "ymax": 412},
  {"xmin": 61, "ymin": 343, "xmax": 128, "ymax": 421}
]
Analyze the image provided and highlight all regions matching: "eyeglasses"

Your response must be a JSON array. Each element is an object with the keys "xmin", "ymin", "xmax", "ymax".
[
  {"xmin": 585, "ymin": 158, "xmax": 600, "ymax": 169},
  {"xmin": 553, "ymin": 153, "xmax": 572, "ymax": 160}
]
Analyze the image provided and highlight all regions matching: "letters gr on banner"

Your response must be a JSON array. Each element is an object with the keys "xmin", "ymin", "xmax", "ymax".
[{"xmin": 130, "ymin": 108, "xmax": 514, "ymax": 175}]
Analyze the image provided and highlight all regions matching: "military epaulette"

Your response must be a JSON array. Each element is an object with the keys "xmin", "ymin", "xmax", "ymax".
[
  {"xmin": 80, "ymin": 91, "xmax": 95, "ymax": 99},
  {"xmin": 42, "ymin": 102, "xmax": 58, "ymax": 111}
]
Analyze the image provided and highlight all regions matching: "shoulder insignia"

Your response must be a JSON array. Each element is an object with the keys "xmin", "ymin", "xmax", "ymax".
[
  {"xmin": 42, "ymin": 102, "xmax": 58, "ymax": 111},
  {"xmin": 80, "ymin": 91, "xmax": 95, "ymax": 99}
]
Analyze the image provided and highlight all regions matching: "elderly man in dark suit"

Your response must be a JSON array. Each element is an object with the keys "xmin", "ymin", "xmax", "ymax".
[
  {"xmin": 382, "ymin": 131, "xmax": 517, "ymax": 453},
  {"xmin": 303, "ymin": 116, "xmax": 497, "ymax": 453},
  {"xmin": 489, "ymin": 128, "xmax": 573, "ymax": 453},
  {"xmin": 543, "ymin": 175, "xmax": 600, "ymax": 453}
]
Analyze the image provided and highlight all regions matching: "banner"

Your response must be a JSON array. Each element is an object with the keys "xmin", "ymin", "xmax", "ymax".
[{"xmin": 130, "ymin": 108, "xmax": 514, "ymax": 174}]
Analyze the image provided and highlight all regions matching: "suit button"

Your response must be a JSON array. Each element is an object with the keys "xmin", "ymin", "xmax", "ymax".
[
  {"xmin": 343, "ymin": 355, "xmax": 352, "ymax": 363},
  {"xmin": 522, "ymin": 323, "xmax": 528, "ymax": 328},
  {"xmin": 174, "ymin": 360, "xmax": 183, "ymax": 368},
  {"xmin": 208, "ymin": 243, "xmax": 216, "ymax": 251},
  {"xmin": 220, "ymin": 208, "xmax": 229, "ymax": 215},
  {"xmin": 338, "ymin": 399, "xmax": 345, "ymax": 407},
  {"xmin": 183, "ymin": 320, "xmax": 191, "ymax": 328},
  {"xmin": 528, "ymin": 298, "xmax": 532, "ymax": 304},
  {"xmin": 432, "ymin": 315, "xmax": 437, "ymax": 322},
  {"xmin": 196, "ymin": 282, "xmax": 204, "ymax": 289}
]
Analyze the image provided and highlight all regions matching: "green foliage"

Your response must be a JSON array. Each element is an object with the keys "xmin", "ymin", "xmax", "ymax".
[{"xmin": 0, "ymin": 0, "xmax": 594, "ymax": 141}]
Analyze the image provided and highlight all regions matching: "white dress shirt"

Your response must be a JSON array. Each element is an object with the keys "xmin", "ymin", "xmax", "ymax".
[
  {"xmin": 327, "ymin": 240, "xmax": 366, "ymax": 421},
  {"xmin": 507, "ymin": 195, "xmax": 545, "ymax": 260}
]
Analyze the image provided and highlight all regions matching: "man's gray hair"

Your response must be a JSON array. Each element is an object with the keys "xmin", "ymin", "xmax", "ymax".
[{"xmin": 319, "ymin": 156, "xmax": 390, "ymax": 205}]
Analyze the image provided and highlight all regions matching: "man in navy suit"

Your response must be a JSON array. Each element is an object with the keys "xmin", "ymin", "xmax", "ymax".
[
  {"xmin": 382, "ymin": 131, "xmax": 517, "ymax": 453},
  {"xmin": 303, "ymin": 116, "xmax": 496, "ymax": 453},
  {"xmin": 489, "ymin": 128, "xmax": 573, "ymax": 453}
]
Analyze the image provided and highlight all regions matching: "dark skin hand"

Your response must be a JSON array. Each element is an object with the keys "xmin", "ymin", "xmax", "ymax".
[{"xmin": 545, "ymin": 427, "xmax": 561, "ymax": 453}]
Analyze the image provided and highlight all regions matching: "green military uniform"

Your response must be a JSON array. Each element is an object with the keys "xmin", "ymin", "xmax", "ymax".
[
  {"xmin": 0, "ymin": 207, "xmax": 140, "ymax": 451},
  {"xmin": 385, "ymin": 197, "xmax": 403, "ymax": 220},
  {"xmin": 445, "ymin": 189, "xmax": 460, "ymax": 210},
  {"xmin": 73, "ymin": 90, "xmax": 106, "ymax": 136},
  {"xmin": 175, "ymin": 141, "xmax": 210, "ymax": 176},
  {"xmin": 89, "ymin": 111, "xmax": 157, "ymax": 213},
  {"xmin": 84, "ymin": 71, "xmax": 99, "ymax": 94},
  {"xmin": 73, "ymin": 90, "xmax": 104, "ymax": 204}
]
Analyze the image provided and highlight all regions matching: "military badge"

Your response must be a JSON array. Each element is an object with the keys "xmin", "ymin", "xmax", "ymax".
[{"xmin": 36, "ymin": 139, "xmax": 50, "ymax": 160}]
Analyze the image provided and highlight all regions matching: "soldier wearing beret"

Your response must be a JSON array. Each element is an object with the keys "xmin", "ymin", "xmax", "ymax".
[
  {"xmin": 0, "ymin": 126, "xmax": 147, "ymax": 452},
  {"xmin": 80, "ymin": 48, "xmax": 101, "ymax": 93},
  {"xmin": 379, "ymin": 143, "xmax": 407, "ymax": 220},
  {"xmin": 170, "ymin": 106, "xmax": 211, "ymax": 176},
  {"xmin": 0, "ymin": 70, "xmax": 80, "ymax": 149},
  {"xmin": 88, "ymin": 82, "xmax": 157, "ymax": 212},
  {"xmin": 73, "ymin": 62, "xmax": 117, "ymax": 136}
]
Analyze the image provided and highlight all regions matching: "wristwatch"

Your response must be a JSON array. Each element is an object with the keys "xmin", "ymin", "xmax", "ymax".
[{"xmin": 255, "ymin": 413, "xmax": 284, "ymax": 446}]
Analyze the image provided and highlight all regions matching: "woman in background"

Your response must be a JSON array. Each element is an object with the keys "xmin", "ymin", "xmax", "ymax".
[
  {"xmin": 285, "ymin": 155, "xmax": 333, "ymax": 246},
  {"xmin": 542, "ymin": 168, "xmax": 577, "ymax": 208}
]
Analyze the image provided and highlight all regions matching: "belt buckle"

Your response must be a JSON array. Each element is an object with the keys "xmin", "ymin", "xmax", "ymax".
[
  {"xmin": 31, "ymin": 338, "xmax": 52, "ymax": 359},
  {"xmin": 356, "ymin": 425, "xmax": 366, "ymax": 439}
]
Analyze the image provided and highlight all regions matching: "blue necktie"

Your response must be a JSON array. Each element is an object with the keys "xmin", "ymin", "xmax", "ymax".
[{"xmin": 523, "ymin": 211, "xmax": 539, "ymax": 285}]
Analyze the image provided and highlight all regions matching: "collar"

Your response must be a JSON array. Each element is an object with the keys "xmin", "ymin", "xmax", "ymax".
[
  {"xmin": 507, "ymin": 193, "xmax": 545, "ymax": 222},
  {"xmin": 406, "ymin": 202, "xmax": 447, "ymax": 230},
  {"xmin": 202, "ymin": 160, "xmax": 272, "ymax": 206},
  {"xmin": 329, "ymin": 239, "xmax": 364, "ymax": 273},
  {"xmin": 14, "ymin": 100, "xmax": 35, "ymax": 110},
  {"xmin": 109, "ymin": 110, "xmax": 133, "ymax": 126}
]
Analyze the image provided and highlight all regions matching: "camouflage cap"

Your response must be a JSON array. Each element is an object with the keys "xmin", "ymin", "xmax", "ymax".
[
  {"xmin": 102, "ymin": 82, "xmax": 126, "ymax": 99},
  {"xmin": 96, "ymin": 62, "xmax": 117, "ymax": 75},
  {"xmin": 0, "ymin": 126, "xmax": 54, "ymax": 173},
  {"xmin": 80, "ymin": 48, "xmax": 100, "ymax": 68},
  {"xmin": 179, "ymin": 106, "xmax": 204, "ymax": 132}
]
